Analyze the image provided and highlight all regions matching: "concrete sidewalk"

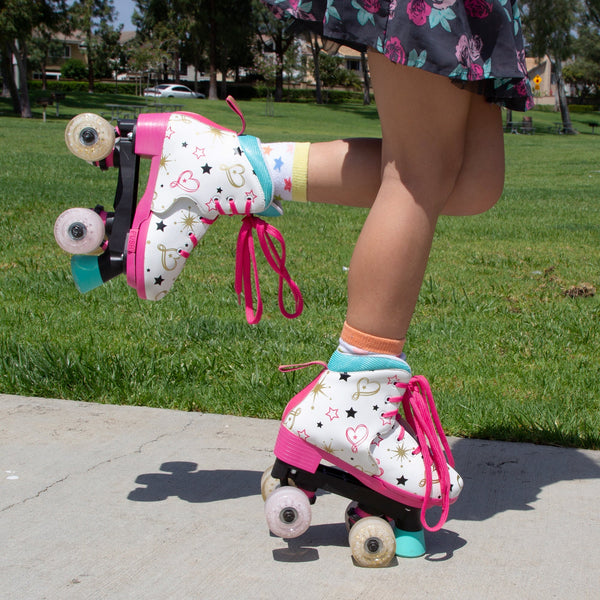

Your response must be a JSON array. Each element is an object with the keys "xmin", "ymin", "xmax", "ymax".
[{"xmin": 2, "ymin": 393, "xmax": 599, "ymax": 599}]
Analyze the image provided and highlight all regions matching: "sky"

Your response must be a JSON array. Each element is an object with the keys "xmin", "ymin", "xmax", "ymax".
[{"xmin": 113, "ymin": 0, "xmax": 136, "ymax": 29}]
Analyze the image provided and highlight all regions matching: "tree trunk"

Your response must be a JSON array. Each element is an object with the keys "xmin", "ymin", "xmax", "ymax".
[
  {"xmin": 207, "ymin": 0, "xmax": 218, "ymax": 99},
  {"xmin": 86, "ymin": 29, "xmax": 95, "ymax": 93},
  {"xmin": 1, "ymin": 44, "xmax": 21, "ymax": 113},
  {"xmin": 360, "ymin": 51, "xmax": 370, "ymax": 105},
  {"xmin": 308, "ymin": 34, "xmax": 323, "ymax": 104},
  {"xmin": 11, "ymin": 40, "xmax": 32, "ymax": 118},
  {"xmin": 553, "ymin": 57, "xmax": 576, "ymax": 134},
  {"xmin": 274, "ymin": 33, "xmax": 284, "ymax": 102}
]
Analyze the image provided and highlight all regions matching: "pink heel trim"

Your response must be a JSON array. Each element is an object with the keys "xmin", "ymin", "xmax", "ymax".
[{"xmin": 274, "ymin": 425, "xmax": 322, "ymax": 474}]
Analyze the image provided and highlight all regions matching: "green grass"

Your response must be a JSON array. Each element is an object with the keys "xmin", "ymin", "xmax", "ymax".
[{"xmin": 0, "ymin": 93, "xmax": 599, "ymax": 449}]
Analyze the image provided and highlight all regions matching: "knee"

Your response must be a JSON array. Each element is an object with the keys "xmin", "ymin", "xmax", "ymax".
[{"xmin": 443, "ymin": 163, "xmax": 505, "ymax": 216}]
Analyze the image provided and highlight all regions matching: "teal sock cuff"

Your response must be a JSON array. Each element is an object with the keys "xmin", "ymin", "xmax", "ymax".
[
  {"xmin": 327, "ymin": 349, "xmax": 411, "ymax": 374},
  {"xmin": 239, "ymin": 135, "xmax": 278, "ymax": 216}
]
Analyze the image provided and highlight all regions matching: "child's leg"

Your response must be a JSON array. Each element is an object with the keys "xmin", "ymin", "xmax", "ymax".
[
  {"xmin": 296, "ymin": 102, "xmax": 503, "ymax": 216},
  {"xmin": 345, "ymin": 52, "xmax": 505, "ymax": 344}
]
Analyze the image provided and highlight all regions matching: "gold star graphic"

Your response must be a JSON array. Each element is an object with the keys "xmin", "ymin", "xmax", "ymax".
[
  {"xmin": 310, "ymin": 377, "xmax": 331, "ymax": 407},
  {"xmin": 389, "ymin": 442, "xmax": 410, "ymax": 463},
  {"xmin": 175, "ymin": 209, "xmax": 201, "ymax": 232},
  {"xmin": 322, "ymin": 442, "xmax": 335, "ymax": 454},
  {"xmin": 160, "ymin": 152, "xmax": 172, "ymax": 173}
]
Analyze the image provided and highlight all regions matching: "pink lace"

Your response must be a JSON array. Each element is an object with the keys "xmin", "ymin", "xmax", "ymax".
[
  {"xmin": 235, "ymin": 215, "xmax": 303, "ymax": 324},
  {"xmin": 388, "ymin": 376, "xmax": 455, "ymax": 532}
]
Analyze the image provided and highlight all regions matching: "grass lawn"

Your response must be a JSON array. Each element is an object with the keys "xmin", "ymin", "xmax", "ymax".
[{"xmin": 0, "ymin": 93, "xmax": 599, "ymax": 449}]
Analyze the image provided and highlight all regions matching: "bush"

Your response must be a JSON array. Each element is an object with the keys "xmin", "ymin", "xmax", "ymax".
[{"xmin": 61, "ymin": 59, "xmax": 88, "ymax": 81}]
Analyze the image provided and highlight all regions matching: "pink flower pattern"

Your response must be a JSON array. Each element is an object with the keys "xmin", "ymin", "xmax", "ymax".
[{"xmin": 263, "ymin": 0, "xmax": 533, "ymax": 111}]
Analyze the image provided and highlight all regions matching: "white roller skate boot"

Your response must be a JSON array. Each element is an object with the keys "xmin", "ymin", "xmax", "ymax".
[
  {"xmin": 125, "ymin": 103, "xmax": 281, "ymax": 301},
  {"xmin": 274, "ymin": 350, "xmax": 462, "ymax": 532}
]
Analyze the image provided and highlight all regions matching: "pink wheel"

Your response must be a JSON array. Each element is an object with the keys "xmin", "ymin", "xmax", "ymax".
[
  {"xmin": 65, "ymin": 113, "xmax": 115, "ymax": 162},
  {"xmin": 54, "ymin": 208, "xmax": 105, "ymax": 254},
  {"xmin": 265, "ymin": 486, "xmax": 311, "ymax": 539}
]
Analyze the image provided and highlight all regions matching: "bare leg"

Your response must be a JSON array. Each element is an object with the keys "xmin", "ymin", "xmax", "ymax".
[
  {"xmin": 306, "ymin": 95, "xmax": 504, "ymax": 216},
  {"xmin": 345, "ymin": 52, "xmax": 505, "ymax": 343}
]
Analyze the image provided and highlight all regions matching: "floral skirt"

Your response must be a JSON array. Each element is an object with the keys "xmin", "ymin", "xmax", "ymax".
[{"xmin": 262, "ymin": 0, "xmax": 533, "ymax": 111}]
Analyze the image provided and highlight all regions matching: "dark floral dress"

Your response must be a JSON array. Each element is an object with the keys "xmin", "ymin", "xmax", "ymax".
[{"xmin": 262, "ymin": 0, "xmax": 533, "ymax": 111}]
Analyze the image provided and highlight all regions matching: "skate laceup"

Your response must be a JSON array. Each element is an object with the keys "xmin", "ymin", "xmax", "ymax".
[
  {"xmin": 386, "ymin": 375, "xmax": 455, "ymax": 531},
  {"xmin": 235, "ymin": 215, "xmax": 303, "ymax": 324}
]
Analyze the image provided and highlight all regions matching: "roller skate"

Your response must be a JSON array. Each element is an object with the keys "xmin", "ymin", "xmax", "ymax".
[
  {"xmin": 54, "ymin": 98, "xmax": 302, "ymax": 323},
  {"xmin": 262, "ymin": 351, "xmax": 462, "ymax": 567}
]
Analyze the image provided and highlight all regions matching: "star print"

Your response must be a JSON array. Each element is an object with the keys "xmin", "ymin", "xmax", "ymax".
[
  {"xmin": 156, "ymin": 221, "xmax": 166, "ymax": 231},
  {"xmin": 317, "ymin": 422, "xmax": 323, "ymax": 428},
  {"xmin": 165, "ymin": 125, "xmax": 175, "ymax": 139},
  {"xmin": 273, "ymin": 156, "xmax": 284, "ymax": 171},
  {"xmin": 397, "ymin": 475, "xmax": 408, "ymax": 486},
  {"xmin": 372, "ymin": 433, "xmax": 384, "ymax": 447},
  {"xmin": 339, "ymin": 373, "xmax": 350, "ymax": 381},
  {"xmin": 372, "ymin": 405, "xmax": 379, "ymax": 411},
  {"xmin": 201, "ymin": 163, "xmax": 212, "ymax": 174},
  {"xmin": 346, "ymin": 407, "xmax": 357, "ymax": 418},
  {"xmin": 216, "ymin": 187, "xmax": 222, "ymax": 194},
  {"xmin": 326, "ymin": 407, "xmax": 339, "ymax": 421},
  {"xmin": 297, "ymin": 429, "xmax": 310, "ymax": 442},
  {"xmin": 193, "ymin": 147, "xmax": 206, "ymax": 160},
  {"xmin": 245, "ymin": 190, "xmax": 257, "ymax": 203},
  {"xmin": 389, "ymin": 443, "xmax": 410, "ymax": 462},
  {"xmin": 159, "ymin": 153, "xmax": 172, "ymax": 173},
  {"xmin": 284, "ymin": 177, "xmax": 292, "ymax": 192},
  {"xmin": 262, "ymin": 145, "xmax": 273, "ymax": 156},
  {"xmin": 154, "ymin": 275, "xmax": 164, "ymax": 286},
  {"xmin": 182, "ymin": 141, "xmax": 188, "ymax": 148},
  {"xmin": 204, "ymin": 197, "xmax": 217, "ymax": 211},
  {"xmin": 234, "ymin": 146, "xmax": 243, "ymax": 156}
]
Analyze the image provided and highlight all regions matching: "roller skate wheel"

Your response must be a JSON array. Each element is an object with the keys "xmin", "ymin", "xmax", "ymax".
[
  {"xmin": 65, "ymin": 113, "xmax": 115, "ymax": 162},
  {"xmin": 264, "ymin": 486, "xmax": 311, "ymax": 539},
  {"xmin": 260, "ymin": 465, "xmax": 280, "ymax": 501},
  {"xmin": 54, "ymin": 208, "xmax": 105, "ymax": 254},
  {"xmin": 349, "ymin": 516, "xmax": 396, "ymax": 568}
]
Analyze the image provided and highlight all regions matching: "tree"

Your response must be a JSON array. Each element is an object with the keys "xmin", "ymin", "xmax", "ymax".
[
  {"xmin": 70, "ymin": 0, "xmax": 121, "ymax": 93},
  {"xmin": 562, "ymin": 23, "xmax": 600, "ymax": 103},
  {"xmin": 0, "ymin": 0, "xmax": 66, "ymax": 116},
  {"xmin": 522, "ymin": 0, "xmax": 579, "ymax": 133},
  {"xmin": 255, "ymin": 0, "xmax": 296, "ymax": 101}
]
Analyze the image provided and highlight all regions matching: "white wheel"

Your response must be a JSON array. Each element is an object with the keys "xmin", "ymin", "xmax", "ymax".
[
  {"xmin": 65, "ymin": 113, "xmax": 115, "ymax": 161},
  {"xmin": 349, "ymin": 516, "xmax": 396, "ymax": 568},
  {"xmin": 260, "ymin": 465, "xmax": 280, "ymax": 501},
  {"xmin": 265, "ymin": 486, "xmax": 311, "ymax": 539},
  {"xmin": 54, "ymin": 208, "xmax": 105, "ymax": 254}
]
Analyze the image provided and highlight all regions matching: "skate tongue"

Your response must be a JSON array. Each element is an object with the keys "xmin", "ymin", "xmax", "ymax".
[{"xmin": 235, "ymin": 216, "xmax": 303, "ymax": 324}]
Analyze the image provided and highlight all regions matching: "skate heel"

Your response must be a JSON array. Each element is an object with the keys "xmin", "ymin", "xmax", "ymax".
[
  {"xmin": 134, "ymin": 113, "xmax": 172, "ymax": 157},
  {"xmin": 274, "ymin": 424, "xmax": 322, "ymax": 474}
]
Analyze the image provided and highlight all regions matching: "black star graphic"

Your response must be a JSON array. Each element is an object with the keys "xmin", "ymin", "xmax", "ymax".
[
  {"xmin": 346, "ymin": 407, "xmax": 357, "ymax": 418},
  {"xmin": 317, "ymin": 422, "xmax": 323, "ymax": 428},
  {"xmin": 201, "ymin": 163, "xmax": 212, "ymax": 174},
  {"xmin": 154, "ymin": 275, "xmax": 164, "ymax": 286},
  {"xmin": 156, "ymin": 221, "xmax": 166, "ymax": 231},
  {"xmin": 372, "ymin": 405, "xmax": 379, "ymax": 411},
  {"xmin": 339, "ymin": 372, "xmax": 350, "ymax": 381},
  {"xmin": 397, "ymin": 476, "xmax": 408, "ymax": 486},
  {"xmin": 216, "ymin": 187, "xmax": 223, "ymax": 194},
  {"xmin": 234, "ymin": 146, "xmax": 243, "ymax": 156},
  {"xmin": 182, "ymin": 141, "xmax": 188, "ymax": 148}
]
